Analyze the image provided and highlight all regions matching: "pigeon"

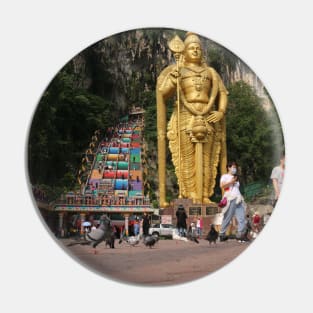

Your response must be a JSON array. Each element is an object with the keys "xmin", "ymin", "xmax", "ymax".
[
  {"xmin": 143, "ymin": 234, "xmax": 159, "ymax": 248},
  {"xmin": 119, "ymin": 234, "xmax": 141, "ymax": 247},
  {"xmin": 127, "ymin": 234, "xmax": 141, "ymax": 246},
  {"xmin": 206, "ymin": 224, "xmax": 219, "ymax": 245},
  {"xmin": 67, "ymin": 215, "xmax": 115, "ymax": 253},
  {"xmin": 172, "ymin": 229, "xmax": 188, "ymax": 242}
]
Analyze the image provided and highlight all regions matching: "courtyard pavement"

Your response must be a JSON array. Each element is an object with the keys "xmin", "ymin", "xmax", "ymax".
[{"xmin": 60, "ymin": 237, "xmax": 250, "ymax": 286}]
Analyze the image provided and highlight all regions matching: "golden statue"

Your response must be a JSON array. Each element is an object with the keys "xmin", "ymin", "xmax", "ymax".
[{"xmin": 156, "ymin": 32, "xmax": 228, "ymax": 207}]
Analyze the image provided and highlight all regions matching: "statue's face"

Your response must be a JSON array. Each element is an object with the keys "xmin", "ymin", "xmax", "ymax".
[{"xmin": 184, "ymin": 43, "xmax": 202, "ymax": 63}]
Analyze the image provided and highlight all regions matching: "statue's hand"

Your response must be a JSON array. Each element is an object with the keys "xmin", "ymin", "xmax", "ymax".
[
  {"xmin": 167, "ymin": 130, "xmax": 177, "ymax": 141},
  {"xmin": 170, "ymin": 69, "xmax": 180, "ymax": 78},
  {"xmin": 169, "ymin": 70, "xmax": 180, "ymax": 84},
  {"xmin": 207, "ymin": 111, "xmax": 224, "ymax": 123}
]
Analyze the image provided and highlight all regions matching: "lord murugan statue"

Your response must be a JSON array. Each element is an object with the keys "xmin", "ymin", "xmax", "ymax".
[{"xmin": 156, "ymin": 32, "xmax": 228, "ymax": 207}]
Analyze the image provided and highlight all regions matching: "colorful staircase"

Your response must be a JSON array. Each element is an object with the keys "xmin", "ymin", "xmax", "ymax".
[{"xmin": 83, "ymin": 119, "xmax": 147, "ymax": 206}]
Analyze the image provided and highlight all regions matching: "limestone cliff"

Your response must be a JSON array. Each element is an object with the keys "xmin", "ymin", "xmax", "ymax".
[
  {"xmin": 66, "ymin": 28, "xmax": 280, "ymax": 203},
  {"xmin": 70, "ymin": 28, "xmax": 270, "ymax": 112}
]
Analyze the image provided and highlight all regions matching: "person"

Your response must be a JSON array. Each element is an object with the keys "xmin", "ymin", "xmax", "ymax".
[
  {"xmin": 112, "ymin": 224, "xmax": 118, "ymax": 239},
  {"xmin": 196, "ymin": 216, "xmax": 203, "ymax": 237},
  {"xmin": 176, "ymin": 204, "xmax": 188, "ymax": 237},
  {"xmin": 142, "ymin": 212, "xmax": 150, "ymax": 237},
  {"xmin": 270, "ymin": 153, "xmax": 285, "ymax": 207},
  {"xmin": 244, "ymin": 214, "xmax": 252, "ymax": 239},
  {"xmin": 133, "ymin": 220, "xmax": 140, "ymax": 236},
  {"xmin": 156, "ymin": 32, "xmax": 228, "ymax": 206},
  {"xmin": 119, "ymin": 225, "xmax": 125, "ymax": 242},
  {"xmin": 218, "ymin": 161, "xmax": 248, "ymax": 242},
  {"xmin": 262, "ymin": 211, "xmax": 271, "ymax": 226},
  {"xmin": 252, "ymin": 211, "xmax": 261, "ymax": 233},
  {"xmin": 128, "ymin": 221, "xmax": 134, "ymax": 236},
  {"xmin": 189, "ymin": 221, "xmax": 196, "ymax": 236}
]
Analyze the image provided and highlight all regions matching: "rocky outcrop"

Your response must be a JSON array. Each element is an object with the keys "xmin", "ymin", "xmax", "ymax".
[
  {"xmin": 66, "ymin": 28, "xmax": 276, "ymax": 202},
  {"xmin": 70, "ymin": 28, "xmax": 270, "ymax": 112}
]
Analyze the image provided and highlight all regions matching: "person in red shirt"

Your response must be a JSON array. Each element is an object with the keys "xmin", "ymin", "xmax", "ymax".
[{"xmin": 252, "ymin": 211, "xmax": 261, "ymax": 233}]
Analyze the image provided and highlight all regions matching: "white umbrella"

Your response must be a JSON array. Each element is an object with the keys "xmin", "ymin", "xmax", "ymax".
[{"xmin": 82, "ymin": 221, "xmax": 91, "ymax": 227}]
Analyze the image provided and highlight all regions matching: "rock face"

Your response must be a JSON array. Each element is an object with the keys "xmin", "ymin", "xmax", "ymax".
[
  {"xmin": 70, "ymin": 28, "xmax": 270, "ymax": 112},
  {"xmin": 65, "ymin": 28, "xmax": 277, "ymax": 202}
]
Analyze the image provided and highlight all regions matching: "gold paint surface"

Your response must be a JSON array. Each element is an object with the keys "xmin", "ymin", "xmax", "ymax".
[{"xmin": 156, "ymin": 32, "xmax": 228, "ymax": 206}]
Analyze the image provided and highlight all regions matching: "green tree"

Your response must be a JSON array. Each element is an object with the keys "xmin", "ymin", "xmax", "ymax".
[
  {"xmin": 226, "ymin": 81, "xmax": 274, "ymax": 184},
  {"xmin": 28, "ymin": 63, "xmax": 117, "ymax": 197}
]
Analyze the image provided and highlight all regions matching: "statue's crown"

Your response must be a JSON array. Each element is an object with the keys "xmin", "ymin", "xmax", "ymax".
[{"xmin": 184, "ymin": 32, "xmax": 201, "ymax": 46}]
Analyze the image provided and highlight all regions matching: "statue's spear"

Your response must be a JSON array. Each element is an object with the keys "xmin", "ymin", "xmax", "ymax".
[{"xmin": 168, "ymin": 35, "xmax": 185, "ymax": 199}]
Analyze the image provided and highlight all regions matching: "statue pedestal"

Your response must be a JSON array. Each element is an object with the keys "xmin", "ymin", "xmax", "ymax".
[
  {"xmin": 173, "ymin": 198, "xmax": 218, "ymax": 217},
  {"xmin": 165, "ymin": 198, "xmax": 220, "ymax": 238}
]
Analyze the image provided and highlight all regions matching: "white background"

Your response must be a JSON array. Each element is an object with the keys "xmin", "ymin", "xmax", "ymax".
[{"xmin": 1, "ymin": 1, "xmax": 312, "ymax": 312}]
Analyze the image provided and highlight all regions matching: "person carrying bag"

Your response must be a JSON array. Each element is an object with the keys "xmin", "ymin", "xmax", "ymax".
[{"xmin": 218, "ymin": 161, "xmax": 248, "ymax": 242}]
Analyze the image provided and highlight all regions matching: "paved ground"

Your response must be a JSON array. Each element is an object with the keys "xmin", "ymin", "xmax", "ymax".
[{"xmin": 61, "ymin": 237, "xmax": 250, "ymax": 286}]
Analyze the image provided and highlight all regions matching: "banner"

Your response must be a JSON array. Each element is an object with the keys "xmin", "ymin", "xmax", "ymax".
[{"xmin": 161, "ymin": 215, "xmax": 172, "ymax": 224}]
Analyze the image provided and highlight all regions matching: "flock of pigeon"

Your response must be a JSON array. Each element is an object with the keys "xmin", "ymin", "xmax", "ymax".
[{"xmin": 66, "ymin": 214, "xmax": 220, "ymax": 253}]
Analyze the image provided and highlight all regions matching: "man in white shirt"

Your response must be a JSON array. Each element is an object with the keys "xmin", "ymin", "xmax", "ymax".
[{"xmin": 270, "ymin": 153, "xmax": 285, "ymax": 207}]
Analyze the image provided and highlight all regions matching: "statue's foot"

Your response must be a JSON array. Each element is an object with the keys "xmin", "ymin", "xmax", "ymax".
[
  {"xmin": 202, "ymin": 198, "xmax": 214, "ymax": 204},
  {"xmin": 192, "ymin": 198, "xmax": 201, "ymax": 204}
]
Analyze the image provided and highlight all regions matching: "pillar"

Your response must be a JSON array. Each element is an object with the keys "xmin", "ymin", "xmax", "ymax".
[
  {"xmin": 58, "ymin": 212, "xmax": 64, "ymax": 238},
  {"xmin": 80, "ymin": 213, "xmax": 86, "ymax": 235},
  {"xmin": 139, "ymin": 217, "xmax": 143, "ymax": 236},
  {"xmin": 124, "ymin": 214, "xmax": 129, "ymax": 236}
]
